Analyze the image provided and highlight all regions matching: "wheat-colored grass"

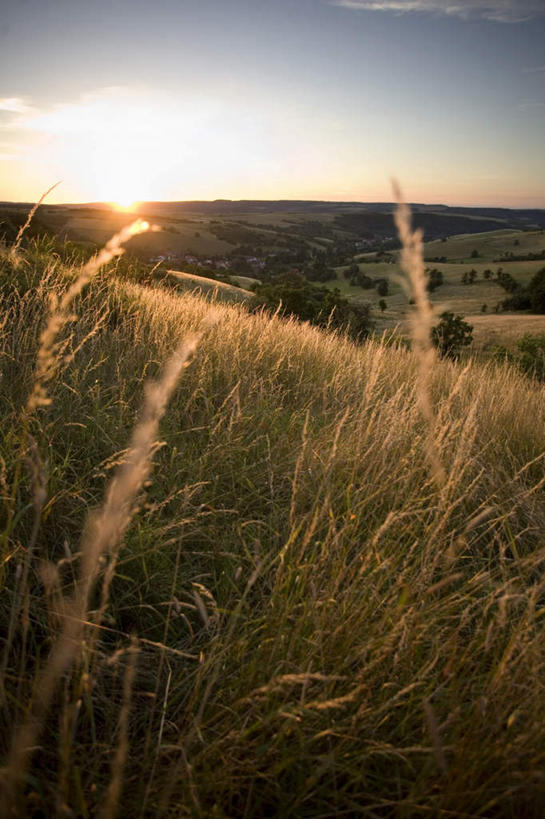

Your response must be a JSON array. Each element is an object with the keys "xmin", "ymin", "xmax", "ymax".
[
  {"xmin": 2, "ymin": 208, "xmax": 545, "ymax": 816},
  {"xmin": 7, "ymin": 182, "xmax": 61, "ymax": 263},
  {"xmin": 393, "ymin": 181, "xmax": 445, "ymax": 488}
]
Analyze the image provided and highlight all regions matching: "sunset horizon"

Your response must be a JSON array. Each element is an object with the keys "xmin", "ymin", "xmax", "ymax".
[{"xmin": 2, "ymin": 0, "xmax": 544, "ymax": 209}]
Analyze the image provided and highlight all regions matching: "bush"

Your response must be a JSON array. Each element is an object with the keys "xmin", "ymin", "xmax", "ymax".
[
  {"xmin": 516, "ymin": 333, "xmax": 545, "ymax": 380},
  {"xmin": 495, "ymin": 266, "xmax": 545, "ymax": 313},
  {"xmin": 376, "ymin": 279, "xmax": 389, "ymax": 297},
  {"xmin": 528, "ymin": 267, "xmax": 545, "ymax": 313},
  {"xmin": 500, "ymin": 291, "xmax": 531, "ymax": 311},
  {"xmin": 348, "ymin": 270, "xmax": 374, "ymax": 288},
  {"xmin": 306, "ymin": 264, "xmax": 333, "ymax": 283},
  {"xmin": 426, "ymin": 268, "xmax": 443, "ymax": 292},
  {"xmin": 251, "ymin": 272, "xmax": 372, "ymax": 341},
  {"xmin": 496, "ymin": 271, "xmax": 519, "ymax": 294},
  {"xmin": 431, "ymin": 311, "xmax": 473, "ymax": 359}
]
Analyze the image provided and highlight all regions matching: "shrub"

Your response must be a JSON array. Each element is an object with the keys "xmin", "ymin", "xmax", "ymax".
[
  {"xmin": 500, "ymin": 291, "xmax": 531, "ymax": 311},
  {"xmin": 496, "ymin": 266, "xmax": 545, "ymax": 313},
  {"xmin": 516, "ymin": 333, "xmax": 545, "ymax": 380},
  {"xmin": 496, "ymin": 271, "xmax": 519, "ymax": 294},
  {"xmin": 431, "ymin": 311, "xmax": 473, "ymax": 359},
  {"xmin": 528, "ymin": 266, "xmax": 545, "ymax": 313},
  {"xmin": 426, "ymin": 268, "xmax": 443, "ymax": 292},
  {"xmin": 251, "ymin": 272, "xmax": 372, "ymax": 341}
]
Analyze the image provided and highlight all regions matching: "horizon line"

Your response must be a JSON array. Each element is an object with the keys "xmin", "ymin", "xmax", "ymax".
[{"xmin": 1, "ymin": 198, "xmax": 545, "ymax": 211}]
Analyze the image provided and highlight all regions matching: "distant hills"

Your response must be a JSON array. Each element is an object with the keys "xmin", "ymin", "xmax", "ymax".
[{"xmin": 1, "ymin": 199, "xmax": 544, "ymax": 248}]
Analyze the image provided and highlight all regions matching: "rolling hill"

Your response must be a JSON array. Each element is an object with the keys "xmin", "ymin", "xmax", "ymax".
[{"xmin": 2, "ymin": 228, "xmax": 545, "ymax": 815}]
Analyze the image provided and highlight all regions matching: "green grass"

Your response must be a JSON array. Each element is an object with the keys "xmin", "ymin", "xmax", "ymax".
[
  {"xmin": 331, "ymin": 232, "xmax": 545, "ymax": 342},
  {"xmin": 2, "ymin": 234, "xmax": 545, "ymax": 815},
  {"xmin": 424, "ymin": 228, "xmax": 545, "ymax": 262}
]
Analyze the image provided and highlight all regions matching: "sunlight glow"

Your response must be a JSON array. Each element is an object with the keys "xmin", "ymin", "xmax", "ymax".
[
  {"xmin": 16, "ymin": 88, "xmax": 278, "ymax": 203},
  {"xmin": 111, "ymin": 198, "xmax": 138, "ymax": 212}
]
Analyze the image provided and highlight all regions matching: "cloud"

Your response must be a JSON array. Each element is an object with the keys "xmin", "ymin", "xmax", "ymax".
[
  {"xmin": 334, "ymin": 1, "xmax": 545, "ymax": 22},
  {"xmin": 0, "ymin": 97, "xmax": 30, "ymax": 114}
]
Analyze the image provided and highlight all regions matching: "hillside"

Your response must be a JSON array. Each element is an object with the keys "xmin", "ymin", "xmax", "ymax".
[
  {"xmin": 2, "ymin": 233, "xmax": 545, "ymax": 816},
  {"xmin": 2, "ymin": 200, "xmax": 544, "ymax": 264},
  {"xmin": 334, "ymin": 227, "xmax": 545, "ymax": 351}
]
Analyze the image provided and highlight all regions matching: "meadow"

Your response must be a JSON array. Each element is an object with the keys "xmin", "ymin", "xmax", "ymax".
[
  {"xmin": 2, "ymin": 207, "xmax": 545, "ymax": 816},
  {"xmin": 336, "ymin": 228, "xmax": 545, "ymax": 352},
  {"xmin": 35, "ymin": 202, "xmax": 545, "ymax": 355}
]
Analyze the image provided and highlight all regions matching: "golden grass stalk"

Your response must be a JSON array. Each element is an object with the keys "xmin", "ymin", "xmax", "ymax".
[
  {"xmin": 393, "ymin": 181, "xmax": 445, "ymax": 488},
  {"xmin": 8, "ymin": 181, "xmax": 61, "ymax": 262},
  {"xmin": 1, "ymin": 252, "xmax": 209, "ymax": 810},
  {"xmin": 0, "ymin": 218, "xmax": 153, "ymax": 700},
  {"xmin": 27, "ymin": 217, "xmax": 151, "ymax": 411}
]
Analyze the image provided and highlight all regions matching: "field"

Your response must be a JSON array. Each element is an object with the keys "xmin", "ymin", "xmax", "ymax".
[
  {"xmin": 465, "ymin": 313, "xmax": 545, "ymax": 350},
  {"xmin": 60, "ymin": 208, "xmax": 236, "ymax": 256},
  {"xmin": 1, "ymin": 201, "xmax": 545, "ymax": 359},
  {"xmin": 64, "ymin": 207, "xmax": 545, "ymax": 356},
  {"xmin": 2, "ymin": 214, "xmax": 545, "ymax": 816},
  {"xmin": 423, "ymin": 229, "xmax": 545, "ymax": 261},
  {"xmin": 331, "ymin": 228, "xmax": 545, "ymax": 350}
]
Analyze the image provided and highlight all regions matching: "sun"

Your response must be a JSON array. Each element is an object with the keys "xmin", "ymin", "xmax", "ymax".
[{"xmin": 112, "ymin": 197, "xmax": 138, "ymax": 211}]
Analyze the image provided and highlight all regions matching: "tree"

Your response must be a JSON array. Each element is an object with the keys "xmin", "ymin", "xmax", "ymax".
[
  {"xmin": 471, "ymin": 249, "xmax": 480, "ymax": 258},
  {"xmin": 378, "ymin": 299, "xmax": 387, "ymax": 312},
  {"xmin": 496, "ymin": 270, "xmax": 519, "ymax": 294},
  {"xmin": 516, "ymin": 333, "xmax": 545, "ymax": 380},
  {"xmin": 496, "ymin": 266, "xmax": 545, "ymax": 313},
  {"xmin": 348, "ymin": 270, "xmax": 374, "ymax": 288},
  {"xmin": 376, "ymin": 279, "xmax": 389, "ymax": 297},
  {"xmin": 250, "ymin": 272, "xmax": 372, "ymax": 342},
  {"xmin": 527, "ymin": 267, "xmax": 545, "ymax": 313},
  {"xmin": 344, "ymin": 263, "xmax": 359, "ymax": 280},
  {"xmin": 306, "ymin": 264, "xmax": 332, "ymax": 282},
  {"xmin": 427, "ymin": 268, "xmax": 443, "ymax": 292},
  {"xmin": 431, "ymin": 312, "xmax": 473, "ymax": 359}
]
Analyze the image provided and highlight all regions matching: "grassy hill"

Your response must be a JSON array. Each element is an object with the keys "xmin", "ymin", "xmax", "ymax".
[
  {"xmin": 166, "ymin": 269, "xmax": 253, "ymax": 303},
  {"xmin": 335, "ymin": 228, "xmax": 545, "ymax": 351},
  {"xmin": 2, "ymin": 230, "xmax": 545, "ymax": 816}
]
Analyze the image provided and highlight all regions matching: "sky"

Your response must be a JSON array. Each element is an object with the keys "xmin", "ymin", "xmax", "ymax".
[{"xmin": 1, "ymin": 0, "xmax": 544, "ymax": 207}]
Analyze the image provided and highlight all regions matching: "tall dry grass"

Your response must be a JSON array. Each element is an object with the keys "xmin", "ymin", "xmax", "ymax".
[
  {"xmin": 393, "ymin": 181, "xmax": 445, "ymax": 488},
  {"xmin": 1, "ymin": 201, "xmax": 545, "ymax": 816},
  {"xmin": 7, "ymin": 182, "xmax": 61, "ymax": 264}
]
